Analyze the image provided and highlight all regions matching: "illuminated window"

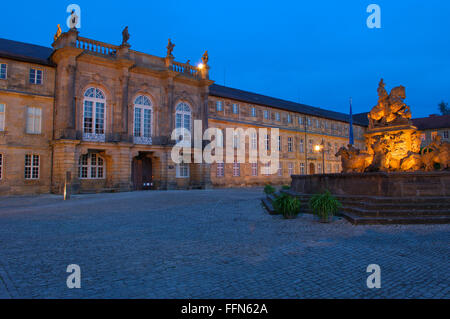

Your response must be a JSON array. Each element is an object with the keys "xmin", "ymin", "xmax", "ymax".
[
  {"xmin": 78, "ymin": 153, "xmax": 105, "ymax": 179},
  {"xmin": 26, "ymin": 107, "xmax": 42, "ymax": 134},
  {"xmin": 29, "ymin": 68, "xmax": 42, "ymax": 84},
  {"xmin": 24, "ymin": 154, "xmax": 39, "ymax": 179},
  {"xmin": 133, "ymin": 95, "xmax": 152, "ymax": 144},
  {"xmin": 0, "ymin": 63, "xmax": 7, "ymax": 79},
  {"xmin": 83, "ymin": 87, "xmax": 106, "ymax": 141},
  {"xmin": 216, "ymin": 162, "xmax": 224, "ymax": 177},
  {"xmin": 176, "ymin": 163, "xmax": 190, "ymax": 178}
]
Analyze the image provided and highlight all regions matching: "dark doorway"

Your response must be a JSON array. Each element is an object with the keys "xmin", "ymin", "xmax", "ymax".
[
  {"xmin": 132, "ymin": 155, "xmax": 153, "ymax": 190},
  {"xmin": 309, "ymin": 163, "xmax": 315, "ymax": 175}
]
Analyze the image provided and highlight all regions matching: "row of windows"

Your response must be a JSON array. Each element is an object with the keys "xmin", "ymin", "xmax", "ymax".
[
  {"xmin": 215, "ymin": 161, "xmax": 341, "ymax": 177},
  {"xmin": 215, "ymin": 100, "xmax": 362, "ymax": 136},
  {"xmin": 0, "ymin": 63, "xmax": 43, "ymax": 84},
  {"xmin": 0, "ymin": 154, "xmax": 40, "ymax": 180},
  {"xmin": 0, "ymin": 103, "xmax": 42, "ymax": 133}
]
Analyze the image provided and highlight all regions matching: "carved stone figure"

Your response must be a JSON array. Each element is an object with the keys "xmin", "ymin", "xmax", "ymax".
[
  {"xmin": 202, "ymin": 50, "xmax": 209, "ymax": 65},
  {"xmin": 54, "ymin": 24, "xmax": 62, "ymax": 42},
  {"xmin": 166, "ymin": 38, "xmax": 175, "ymax": 57},
  {"xmin": 367, "ymin": 139, "xmax": 391, "ymax": 171},
  {"xmin": 368, "ymin": 79, "xmax": 412, "ymax": 128},
  {"xmin": 122, "ymin": 26, "xmax": 130, "ymax": 45},
  {"xmin": 400, "ymin": 151, "xmax": 423, "ymax": 171},
  {"xmin": 336, "ymin": 146, "xmax": 373, "ymax": 173},
  {"xmin": 421, "ymin": 135, "xmax": 450, "ymax": 171}
]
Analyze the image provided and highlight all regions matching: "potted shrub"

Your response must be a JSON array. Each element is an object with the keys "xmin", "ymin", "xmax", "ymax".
[
  {"xmin": 264, "ymin": 184, "xmax": 276, "ymax": 197},
  {"xmin": 273, "ymin": 193, "xmax": 301, "ymax": 219},
  {"xmin": 309, "ymin": 190, "xmax": 342, "ymax": 223}
]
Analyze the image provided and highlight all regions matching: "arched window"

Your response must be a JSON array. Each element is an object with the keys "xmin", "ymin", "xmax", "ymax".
[
  {"xmin": 83, "ymin": 87, "xmax": 106, "ymax": 142},
  {"xmin": 133, "ymin": 95, "xmax": 153, "ymax": 145},
  {"xmin": 175, "ymin": 102, "xmax": 191, "ymax": 142},
  {"xmin": 78, "ymin": 153, "xmax": 105, "ymax": 179}
]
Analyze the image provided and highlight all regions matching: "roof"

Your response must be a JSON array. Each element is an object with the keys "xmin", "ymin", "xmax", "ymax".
[
  {"xmin": 0, "ymin": 38, "xmax": 54, "ymax": 66},
  {"xmin": 412, "ymin": 114, "xmax": 450, "ymax": 130},
  {"xmin": 209, "ymin": 84, "xmax": 368, "ymax": 126}
]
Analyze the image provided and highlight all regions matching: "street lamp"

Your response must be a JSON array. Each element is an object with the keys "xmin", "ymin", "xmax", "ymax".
[{"xmin": 314, "ymin": 139, "xmax": 325, "ymax": 174}]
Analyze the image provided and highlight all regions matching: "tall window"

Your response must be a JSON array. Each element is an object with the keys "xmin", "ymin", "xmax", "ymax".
[
  {"xmin": 232, "ymin": 103, "xmax": 239, "ymax": 114},
  {"xmin": 287, "ymin": 114, "xmax": 292, "ymax": 123},
  {"xmin": 175, "ymin": 102, "xmax": 191, "ymax": 142},
  {"xmin": 251, "ymin": 163, "xmax": 258, "ymax": 176},
  {"xmin": 217, "ymin": 162, "xmax": 224, "ymax": 177},
  {"xmin": 300, "ymin": 163, "xmax": 305, "ymax": 175},
  {"xmin": 318, "ymin": 163, "xmax": 322, "ymax": 174},
  {"xmin": 216, "ymin": 101, "xmax": 223, "ymax": 112},
  {"xmin": 251, "ymin": 107, "xmax": 256, "ymax": 117},
  {"xmin": 133, "ymin": 95, "xmax": 152, "ymax": 144},
  {"xmin": 0, "ymin": 63, "xmax": 7, "ymax": 79},
  {"xmin": 79, "ymin": 153, "xmax": 105, "ymax": 179},
  {"xmin": 233, "ymin": 161, "xmax": 240, "ymax": 177},
  {"xmin": 299, "ymin": 139, "xmax": 304, "ymax": 153},
  {"xmin": 278, "ymin": 136, "xmax": 282, "ymax": 151},
  {"xmin": 0, "ymin": 153, "xmax": 2, "ymax": 179},
  {"xmin": 307, "ymin": 117, "xmax": 311, "ymax": 126},
  {"xmin": 278, "ymin": 162, "xmax": 283, "ymax": 176},
  {"xmin": 24, "ymin": 154, "xmax": 39, "ymax": 179},
  {"xmin": 26, "ymin": 107, "xmax": 41, "ymax": 134},
  {"xmin": 443, "ymin": 131, "xmax": 449, "ymax": 139},
  {"xmin": 264, "ymin": 134, "xmax": 270, "ymax": 151},
  {"xmin": 83, "ymin": 87, "xmax": 106, "ymax": 141},
  {"xmin": 288, "ymin": 137, "xmax": 293, "ymax": 152},
  {"xmin": 298, "ymin": 116, "xmax": 303, "ymax": 125},
  {"xmin": 29, "ymin": 68, "xmax": 42, "ymax": 84},
  {"xmin": 308, "ymin": 139, "xmax": 313, "ymax": 153},
  {"xmin": 263, "ymin": 162, "xmax": 271, "ymax": 176},
  {"xmin": 288, "ymin": 163, "xmax": 294, "ymax": 175},
  {"xmin": 275, "ymin": 112, "xmax": 280, "ymax": 121},
  {"xmin": 0, "ymin": 103, "xmax": 5, "ymax": 131},
  {"xmin": 233, "ymin": 131, "xmax": 239, "ymax": 149},
  {"xmin": 327, "ymin": 163, "xmax": 331, "ymax": 174},
  {"xmin": 264, "ymin": 110, "xmax": 269, "ymax": 119},
  {"xmin": 251, "ymin": 131, "xmax": 257, "ymax": 150},
  {"xmin": 176, "ymin": 163, "xmax": 189, "ymax": 178}
]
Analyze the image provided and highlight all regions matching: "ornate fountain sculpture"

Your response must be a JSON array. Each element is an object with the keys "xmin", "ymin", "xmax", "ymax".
[{"xmin": 336, "ymin": 79, "xmax": 449, "ymax": 172}]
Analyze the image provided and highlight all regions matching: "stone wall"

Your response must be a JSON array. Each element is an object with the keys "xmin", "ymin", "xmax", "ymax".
[{"xmin": 291, "ymin": 171, "xmax": 450, "ymax": 197}]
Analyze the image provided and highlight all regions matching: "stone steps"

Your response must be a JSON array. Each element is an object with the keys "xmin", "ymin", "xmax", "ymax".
[{"xmin": 342, "ymin": 212, "xmax": 450, "ymax": 225}]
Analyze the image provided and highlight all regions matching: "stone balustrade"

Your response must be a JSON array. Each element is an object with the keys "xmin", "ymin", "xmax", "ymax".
[
  {"xmin": 76, "ymin": 37, "xmax": 118, "ymax": 56},
  {"xmin": 171, "ymin": 61, "xmax": 200, "ymax": 78}
]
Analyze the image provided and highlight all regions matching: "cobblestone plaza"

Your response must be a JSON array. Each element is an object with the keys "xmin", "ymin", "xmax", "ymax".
[{"xmin": 0, "ymin": 188, "xmax": 448, "ymax": 298}]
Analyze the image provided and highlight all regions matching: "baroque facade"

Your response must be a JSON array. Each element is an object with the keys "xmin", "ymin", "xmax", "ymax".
[{"xmin": 0, "ymin": 28, "xmax": 368, "ymax": 195}]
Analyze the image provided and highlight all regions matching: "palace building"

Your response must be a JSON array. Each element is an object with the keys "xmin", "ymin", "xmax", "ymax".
[{"xmin": 0, "ymin": 28, "xmax": 368, "ymax": 195}]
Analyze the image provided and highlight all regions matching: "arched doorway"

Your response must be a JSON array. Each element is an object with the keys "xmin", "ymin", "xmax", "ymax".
[
  {"xmin": 309, "ymin": 163, "xmax": 315, "ymax": 175},
  {"xmin": 132, "ymin": 154, "xmax": 153, "ymax": 190}
]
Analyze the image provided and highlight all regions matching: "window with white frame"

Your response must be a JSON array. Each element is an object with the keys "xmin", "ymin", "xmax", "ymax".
[
  {"xmin": 0, "ymin": 103, "xmax": 5, "ymax": 131},
  {"xmin": 29, "ymin": 68, "xmax": 42, "ymax": 84},
  {"xmin": 176, "ymin": 163, "xmax": 190, "ymax": 178},
  {"xmin": 24, "ymin": 154, "xmax": 39, "ymax": 179},
  {"xmin": 78, "ymin": 153, "xmax": 105, "ymax": 179},
  {"xmin": 0, "ymin": 153, "xmax": 2, "ymax": 179},
  {"xmin": 307, "ymin": 117, "xmax": 311, "ymax": 126},
  {"xmin": 264, "ymin": 134, "xmax": 270, "ymax": 151},
  {"xmin": 278, "ymin": 136, "xmax": 282, "ymax": 151},
  {"xmin": 287, "ymin": 114, "xmax": 292, "ymax": 123},
  {"xmin": 232, "ymin": 103, "xmax": 239, "ymax": 114},
  {"xmin": 298, "ymin": 116, "xmax": 303, "ymax": 125},
  {"xmin": 263, "ymin": 161, "xmax": 271, "ymax": 176},
  {"xmin": 288, "ymin": 162, "xmax": 294, "ymax": 175},
  {"xmin": 264, "ymin": 110, "xmax": 269, "ymax": 119},
  {"xmin": 318, "ymin": 163, "xmax": 322, "ymax": 173},
  {"xmin": 251, "ymin": 107, "xmax": 256, "ymax": 117},
  {"xmin": 278, "ymin": 162, "xmax": 283, "ymax": 176},
  {"xmin": 299, "ymin": 139, "xmax": 304, "ymax": 153},
  {"xmin": 133, "ymin": 95, "xmax": 152, "ymax": 144},
  {"xmin": 26, "ymin": 107, "xmax": 41, "ymax": 134},
  {"xmin": 251, "ymin": 131, "xmax": 257, "ymax": 150},
  {"xmin": 233, "ymin": 161, "xmax": 240, "ymax": 177},
  {"xmin": 233, "ymin": 131, "xmax": 239, "ymax": 149},
  {"xmin": 251, "ymin": 162, "xmax": 258, "ymax": 176},
  {"xmin": 216, "ymin": 101, "xmax": 223, "ymax": 112},
  {"xmin": 300, "ymin": 163, "xmax": 305, "ymax": 175},
  {"xmin": 315, "ymin": 119, "xmax": 319, "ymax": 128},
  {"xmin": 275, "ymin": 112, "xmax": 280, "ymax": 121},
  {"xmin": 308, "ymin": 139, "xmax": 313, "ymax": 153},
  {"xmin": 216, "ymin": 162, "xmax": 224, "ymax": 177},
  {"xmin": 288, "ymin": 137, "xmax": 293, "ymax": 152},
  {"xmin": 83, "ymin": 87, "xmax": 106, "ymax": 140},
  {"xmin": 0, "ymin": 63, "xmax": 7, "ymax": 79},
  {"xmin": 175, "ymin": 102, "xmax": 191, "ymax": 142}
]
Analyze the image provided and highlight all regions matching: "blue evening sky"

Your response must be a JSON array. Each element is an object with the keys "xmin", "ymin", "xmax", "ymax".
[{"xmin": 1, "ymin": 0, "xmax": 449, "ymax": 118}]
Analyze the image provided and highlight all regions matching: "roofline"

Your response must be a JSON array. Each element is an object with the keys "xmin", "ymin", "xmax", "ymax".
[{"xmin": 0, "ymin": 51, "xmax": 55, "ymax": 67}]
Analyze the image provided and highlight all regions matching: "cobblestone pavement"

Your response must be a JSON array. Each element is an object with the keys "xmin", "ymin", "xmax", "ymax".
[{"xmin": 0, "ymin": 188, "xmax": 448, "ymax": 299}]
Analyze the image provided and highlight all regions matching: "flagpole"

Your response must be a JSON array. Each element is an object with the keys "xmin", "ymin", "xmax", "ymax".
[{"xmin": 349, "ymin": 97, "xmax": 354, "ymax": 146}]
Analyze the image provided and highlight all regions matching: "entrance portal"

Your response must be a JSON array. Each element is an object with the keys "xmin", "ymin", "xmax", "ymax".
[
  {"xmin": 132, "ymin": 155, "xmax": 153, "ymax": 190},
  {"xmin": 309, "ymin": 163, "xmax": 315, "ymax": 175}
]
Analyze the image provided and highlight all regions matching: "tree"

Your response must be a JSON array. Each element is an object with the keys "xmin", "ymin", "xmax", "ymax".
[{"xmin": 438, "ymin": 101, "xmax": 450, "ymax": 115}]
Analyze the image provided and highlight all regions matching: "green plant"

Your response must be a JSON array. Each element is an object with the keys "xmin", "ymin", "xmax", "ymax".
[
  {"xmin": 281, "ymin": 185, "xmax": 291, "ymax": 190},
  {"xmin": 309, "ymin": 190, "xmax": 342, "ymax": 222},
  {"xmin": 264, "ymin": 184, "xmax": 276, "ymax": 196},
  {"xmin": 273, "ymin": 193, "xmax": 301, "ymax": 219}
]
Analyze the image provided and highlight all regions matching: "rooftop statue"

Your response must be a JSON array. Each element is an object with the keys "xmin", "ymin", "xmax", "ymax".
[
  {"xmin": 122, "ymin": 26, "xmax": 130, "ymax": 45},
  {"xmin": 54, "ymin": 24, "xmax": 62, "ymax": 42},
  {"xmin": 202, "ymin": 50, "xmax": 209, "ymax": 65},
  {"xmin": 167, "ymin": 38, "xmax": 175, "ymax": 57}
]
